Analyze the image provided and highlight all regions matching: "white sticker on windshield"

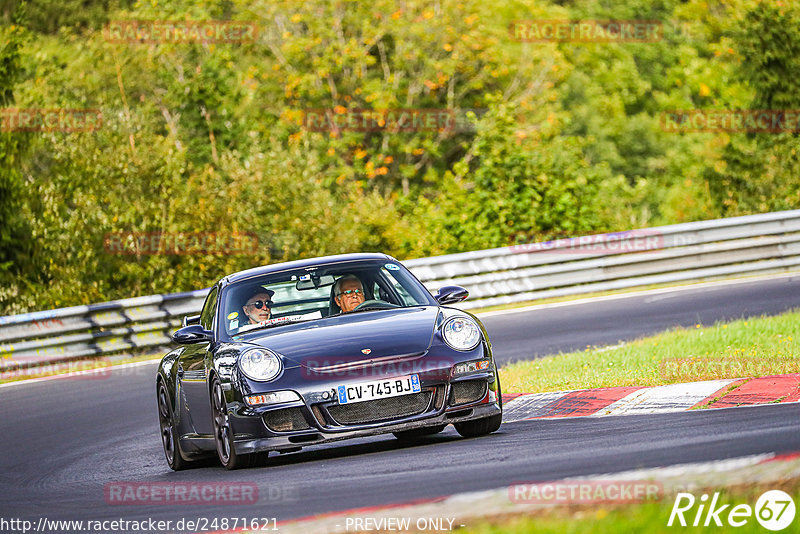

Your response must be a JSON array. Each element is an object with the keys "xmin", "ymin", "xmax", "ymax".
[
  {"xmin": 236, "ymin": 310, "xmax": 323, "ymax": 334},
  {"xmin": 385, "ymin": 263, "xmax": 400, "ymax": 271},
  {"xmin": 229, "ymin": 320, "xmax": 239, "ymax": 330}
]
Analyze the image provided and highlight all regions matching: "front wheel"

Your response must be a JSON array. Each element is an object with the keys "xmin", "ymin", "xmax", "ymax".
[
  {"xmin": 454, "ymin": 372, "xmax": 503, "ymax": 438},
  {"xmin": 210, "ymin": 377, "xmax": 256, "ymax": 470},
  {"xmin": 157, "ymin": 381, "xmax": 191, "ymax": 471},
  {"xmin": 454, "ymin": 413, "xmax": 502, "ymax": 437}
]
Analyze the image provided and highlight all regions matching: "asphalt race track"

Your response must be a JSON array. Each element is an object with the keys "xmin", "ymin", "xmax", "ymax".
[
  {"xmin": 1, "ymin": 275, "xmax": 799, "ymax": 529},
  {"xmin": 483, "ymin": 274, "xmax": 800, "ymax": 364}
]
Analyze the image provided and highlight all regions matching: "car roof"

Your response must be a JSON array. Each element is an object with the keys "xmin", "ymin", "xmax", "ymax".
[{"xmin": 223, "ymin": 253, "xmax": 395, "ymax": 284}]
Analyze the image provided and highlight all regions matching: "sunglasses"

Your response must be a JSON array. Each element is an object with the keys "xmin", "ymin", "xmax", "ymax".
[
  {"xmin": 246, "ymin": 300, "xmax": 273, "ymax": 310},
  {"xmin": 338, "ymin": 289, "xmax": 363, "ymax": 297}
]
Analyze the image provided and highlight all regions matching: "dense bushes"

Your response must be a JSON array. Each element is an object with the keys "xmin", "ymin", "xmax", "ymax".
[{"xmin": 0, "ymin": 0, "xmax": 797, "ymax": 314}]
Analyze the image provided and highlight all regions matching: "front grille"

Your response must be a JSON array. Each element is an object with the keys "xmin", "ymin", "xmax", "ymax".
[
  {"xmin": 328, "ymin": 391, "xmax": 432, "ymax": 425},
  {"xmin": 263, "ymin": 408, "xmax": 311, "ymax": 432},
  {"xmin": 449, "ymin": 380, "xmax": 487, "ymax": 406}
]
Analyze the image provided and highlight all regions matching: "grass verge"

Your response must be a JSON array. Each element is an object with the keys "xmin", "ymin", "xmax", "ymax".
[{"xmin": 500, "ymin": 309, "xmax": 799, "ymax": 394}]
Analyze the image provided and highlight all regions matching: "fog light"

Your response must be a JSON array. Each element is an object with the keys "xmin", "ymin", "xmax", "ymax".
[
  {"xmin": 452, "ymin": 359, "xmax": 491, "ymax": 376},
  {"xmin": 245, "ymin": 390, "xmax": 300, "ymax": 406}
]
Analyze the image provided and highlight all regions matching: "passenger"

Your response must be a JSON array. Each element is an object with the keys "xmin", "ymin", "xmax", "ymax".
[
  {"xmin": 243, "ymin": 288, "xmax": 275, "ymax": 324},
  {"xmin": 334, "ymin": 274, "xmax": 365, "ymax": 313}
]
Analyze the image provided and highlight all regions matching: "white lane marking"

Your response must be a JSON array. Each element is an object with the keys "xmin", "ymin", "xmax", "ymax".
[
  {"xmin": 0, "ymin": 359, "xmax": 160, "ymax": 389},
  {"xmin": 503, "ymin": 391, "xmax": 574, "ymax": 422},
  {"xmin": 591, "ymin": 379, "xmax": 739, "ymax": 416},
  {"xmin": 475, "ymin": 271, "xmax": 800, "ymax": 318}
]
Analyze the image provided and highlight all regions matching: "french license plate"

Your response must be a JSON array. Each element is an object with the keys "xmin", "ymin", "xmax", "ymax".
[{"xmin": 337, "ymin": 374, "xmax": 421, "ymax": 404}]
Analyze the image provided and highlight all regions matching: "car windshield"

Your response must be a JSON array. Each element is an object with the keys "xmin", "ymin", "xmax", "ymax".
[{"xmin": 219, "ymin": 259, "xmax": 435, "ymax": 340}]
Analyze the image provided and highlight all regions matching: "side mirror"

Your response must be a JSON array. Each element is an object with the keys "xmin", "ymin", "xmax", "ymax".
[
  {"xmin": 172, "ymin": 324, "xmax": 213, "ymax": 344},
  {"xmin": 434, "ymin": 285, "xmax": 469, "ymax": 305}
]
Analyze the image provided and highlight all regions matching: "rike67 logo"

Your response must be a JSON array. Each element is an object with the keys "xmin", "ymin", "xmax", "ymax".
[{"xmin": 668, "ymin": 490, "xmax": 796, "ymax": 530}]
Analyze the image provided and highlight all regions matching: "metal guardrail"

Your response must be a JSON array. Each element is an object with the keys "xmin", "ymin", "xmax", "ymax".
[
  {"xmin": 0, "ymin": 290, "xmax": 208, "ymax": 372},
  {"xmin": 405, "ymin": 210, "xmax": 800, "ymax": 308},
  {"xmin": 2, "ymin": 210, "xmax": 800, "ymax": 372}
]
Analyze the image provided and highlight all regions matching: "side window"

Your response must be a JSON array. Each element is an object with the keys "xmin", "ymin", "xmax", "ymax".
[
  {"xmin": 371, "ymin": 280, "xmax": 385, "ymax": 302},
  {"xmin": 380, "ymin": 268, "xmax": 413, "ymax": 305},
  {"xmin": 200, "ymin": 286, "xmax": 219, "ymax": 331}
]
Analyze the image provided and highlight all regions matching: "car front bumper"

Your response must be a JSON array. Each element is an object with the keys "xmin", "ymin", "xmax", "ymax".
[{"xmin": 229, "ymin": 367, "xmax": 502, "ymax": 455}]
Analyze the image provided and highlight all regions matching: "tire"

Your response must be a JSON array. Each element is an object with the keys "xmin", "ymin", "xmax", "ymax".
[
  {"xmin": 454, "ymin": 371, "xmax": 503, "ymax": 438},
  {"xmin": 393, "ymin": 424, "xmax": 447, "ymax": 441},
  {"xmin": 454, "ymin": 413, "xmax": 502, "ymax": 437},
  {"xmin": 210, "ymin": 377, "xmax": 256, "ymax": 470},
  {"xmin": 157, "ymin": 380, "xmax": 191, "ymax": 471}
]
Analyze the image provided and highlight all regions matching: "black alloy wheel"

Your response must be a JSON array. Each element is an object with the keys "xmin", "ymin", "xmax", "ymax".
[
  {"xmin": 158, "ymin": 381, "xmax": 190, "ymax": 471},
  {"xmin": 211, "ymin": 377, "xmax": 256, "ymax": 470},
  {"xmin": 454, "ymin": 372, "xmax": 503, "ymax": 438}
]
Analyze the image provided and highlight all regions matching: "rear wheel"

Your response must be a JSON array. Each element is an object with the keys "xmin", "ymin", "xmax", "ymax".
[
  {"xmin": 211, "ymin": 377, "xmax": 256, "ymax": 470},
  {"xmin": 157, "ymin": 381, "xmax": 191, "ymax": 471},
  {"xmin": 393, "ymin": 424, "xmax": 447, "ymax": 441},
  {"xmin": 454, "ymin": 372, "xmax": 503, "ymax": 438}
]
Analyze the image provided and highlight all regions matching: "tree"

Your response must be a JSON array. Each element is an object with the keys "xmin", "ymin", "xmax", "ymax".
[
  {"xmin": 0, "ymin": 2, "xmax": 39, "ymax": 312},
  {"xmin": 706, "ymin": 1, "xmax": 800, "ymax": 215}
]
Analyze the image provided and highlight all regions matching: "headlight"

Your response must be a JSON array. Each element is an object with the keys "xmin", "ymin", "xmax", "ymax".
[
  {"xmin": 442, "ymin": 316, "xmax": 481, "ymax": 351},
  {"xmin": 238, "ymin": 348, "xmax": 282, "ymax": 381}
]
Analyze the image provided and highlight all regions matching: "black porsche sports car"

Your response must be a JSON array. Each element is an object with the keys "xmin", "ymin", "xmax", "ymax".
[{"xmin": 156, "ymin": 253, "xmax": 502, "ymax": 470}]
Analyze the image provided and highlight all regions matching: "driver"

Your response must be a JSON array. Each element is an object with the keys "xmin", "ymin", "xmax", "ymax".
[
  {"xmin": 243, "ymin": 287, "xmax": 275, "ymax": 324},
  {"xmin": 333, "ymin": 274, "xmax": 365, "ymax": 313}
]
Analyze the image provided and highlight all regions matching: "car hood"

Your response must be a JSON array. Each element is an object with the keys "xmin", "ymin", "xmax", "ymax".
[{"xmin": 249, "ymin": 306, "xmax": 441, "ymax": 368}]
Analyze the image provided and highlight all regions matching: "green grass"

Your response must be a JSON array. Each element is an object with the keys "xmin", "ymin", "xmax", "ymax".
[
  {"xmin": 461, "ymin": 483, "xmax": 800, "ymax": 534},
  {"xmin": 500, "ymin": 310, "xmax": 800, "ymax": 394}
]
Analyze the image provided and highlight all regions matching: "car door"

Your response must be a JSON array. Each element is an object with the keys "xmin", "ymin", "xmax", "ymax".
[{"xmin": 178, "ymin": 285, "xmax": 218, "ymax": 436}]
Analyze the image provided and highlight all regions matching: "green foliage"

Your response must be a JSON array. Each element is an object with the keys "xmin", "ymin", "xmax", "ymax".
[
  {"xmin": 737, "ymin": 1, "xmax": 800, "ymax": 110},
  {"xmin": 0, "ymin": 2, "xmax": 39, "ymax": 311},
  {"xmin": 0, "ymin": 0, "xmax": 797, "ymax": 314},
  {"xmin": 1, "ymin": 0, "xmax": 136, "ymax": 34},
  {"xmin": 396, "ymin": 100, "xmax": 637, "ymax": 256},
  {"xmin": 705, "ymin": 0, "xmax": 800, "ymax": 215}
]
